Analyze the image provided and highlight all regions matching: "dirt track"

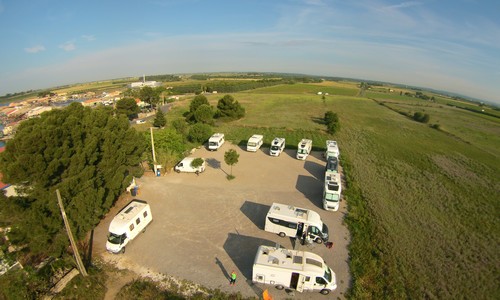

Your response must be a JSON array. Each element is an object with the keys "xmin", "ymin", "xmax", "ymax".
[{"xmin": 94, "ymin": 143, "xmax": 351, "ymax": 299}]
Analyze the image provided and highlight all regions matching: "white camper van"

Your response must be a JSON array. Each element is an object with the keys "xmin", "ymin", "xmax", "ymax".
[
  {"xmin": 265, "ymin": 203, "xmax": 329, "ymax": 244},
  {"xmin": 269, "ymin": 137, "xmax": 286, "ymax": 156},
  {"xmin": 296, "ymin": 139, "xmax": 313, "ymax": 160},
  {"xmin": 247, "ymin": 134, "xmax": 264, "ymax": 152},
  {"xmin": 324, "ymin": 140, "xmax": 339, "ymax": 159},
  {"xmin": 106, "ymin": 200, "xmax": 153, "ymax": 254},
  {"xmin": 208, "ymin": 133, "xmax": 225, "ymax": 151},
  {"xmin": 174, "ymin": 157, "xmax": 206, "ymax": 174},
  {"xmin": 253, "ymin": 245, "xmax": 337, "ymax": 295},
  {"xmin": 323, "ymin": 171, "xmax": 342, "ymax": 211}
]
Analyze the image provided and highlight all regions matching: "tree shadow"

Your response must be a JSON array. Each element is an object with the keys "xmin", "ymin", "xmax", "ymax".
[
  {"xmin": 310, "ymin": 116, "xmax": 326, "ymax": 125},
  {"xmin": 205, "ymin": 158, "xmax": 229, "ymax": 175},
  {"xmin": 295, "ymin": 175, "xmax": 323, "ymax": 209},
  {"xmin": 304, "ymin": 160, "xmax": 325, "ymax": 181},
  {"xmin": 240, "ymin": 201, "xmax": 270, "ymax": 230}
]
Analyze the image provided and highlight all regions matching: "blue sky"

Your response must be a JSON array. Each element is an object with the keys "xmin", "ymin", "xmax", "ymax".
[{"xmin": 0, "ymin": 0, "xmax": 499, "ymax": 103}]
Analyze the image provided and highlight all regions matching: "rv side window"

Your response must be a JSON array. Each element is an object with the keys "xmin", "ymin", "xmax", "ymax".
[
  {"xmin": 305, "ymin": 276, "xmax": 311, "ymax": 282},
  {"xmin": 129, "ymin": 224, "xmax": 135, "ymax": 231},
  {"xmin": 136, "ymin": 218, "xmax": 141, "ymax": 225},
  {"xmin": 143, "ymin": 211, "xmax": 148, "ymax": 218},
  {"xmin": 270, "ymin": 218, "xmax": 280, "ymax": 224},
  {"xmin": 316, "ymin": 277, "xmax": 327, "ymax": 284}
]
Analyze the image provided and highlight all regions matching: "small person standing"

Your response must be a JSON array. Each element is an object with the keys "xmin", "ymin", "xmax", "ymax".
[{"xmin": 229, "ymin": 270, "xmax": 237, "ymax": 285}]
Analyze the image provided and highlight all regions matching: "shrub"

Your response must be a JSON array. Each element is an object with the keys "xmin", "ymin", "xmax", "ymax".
[{"xmin": 188, "ymin": 123, "xmax": 213, "ymax": 144}]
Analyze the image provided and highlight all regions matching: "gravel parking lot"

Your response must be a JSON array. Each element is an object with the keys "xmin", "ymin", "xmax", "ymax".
[{"xmin": 94, "ymin": 142, "xmax": 351, "ymax": 299}]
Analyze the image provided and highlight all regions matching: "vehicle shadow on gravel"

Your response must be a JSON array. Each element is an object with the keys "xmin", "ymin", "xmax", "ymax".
[
  {"xmin": 304, "ymin": 161, "xmax": 325, "ymax": 181},
  {"xmin": 240, "ymin": 201, "xmax": 270, "ymax": 230},
  {"xmin": 205, "ymin": 158, "xmax": 228, "ymax": 175},
  {"xmin": 295, "ymin": 175, "xmax": 323, "ymax": 209},
  {"xmin": 223, "ymin": 233, "xmax": 280, "ymax": 285}
]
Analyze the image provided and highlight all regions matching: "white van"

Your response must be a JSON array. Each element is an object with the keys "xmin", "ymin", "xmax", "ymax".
[
  {"xmin": 296, "ymin": 139, "xmax": 312, "ymax": 160},
  {"xmin": 253, "ymin": 245, "xmax": 337, "ymax": 295},
  {"xmin": 247, "ymin": 134, "xmax": 264, "ymax": 152},
  {"xmin": 323, "ymin": 171, "xmax": 342, "ymax": 211},
  {"xmin": 269, "ymin": 137, "xmax": 285, "ymax": 156},
  {"xmin": 264, "ymin": 203, "xmax": 329, "ymax": 244},
  {"xmin": 324, "ymin": 140, "xmax": 339, "ymax": 159},
  {"xmin": 106, "ymin": 200, "xmax": 153, "ymax": 254},
  {"xmin": 174, "ymin": 157, "xmax": 206, "ymax": 174},
  {"xmin": 208, "ymin": 133, "xmax": 225, "ymax": 151}
]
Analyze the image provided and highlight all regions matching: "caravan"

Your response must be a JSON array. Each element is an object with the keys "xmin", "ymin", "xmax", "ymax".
[
  {"xmin": 269, "ymin": 137, "xmax": 286, "ymax": 156},
  {"xmin": 247, "ymin": 134, "xmax": 264, "ymax": 152},
  {"xmin": 296, "ymin": 139, "xmax": 312, "ymax": 160},
  {"xmin": 208, "ymin": 133, "xmax": 225, "ymax": 151},
  {"xmin": 324, "ymin": 140, "xmax": 339, "ymax": 159},
  {"xmin": 264, "ymin": 203, "xmax": 329, "ymax": 244},
  {"xmin": 252, "ymin": 245, "xmax": 337, "ymax": 295},
  {"xmin": 106, "ymin": 200, "xmax": 153, "ymax": 254},
  {"xmin": 323, "ymin": 171, "xmax": 342, "ymax": 211}
]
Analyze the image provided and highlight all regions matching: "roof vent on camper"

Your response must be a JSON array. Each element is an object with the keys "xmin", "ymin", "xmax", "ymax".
[
  {"xmin": 262, "ymin": 248, "xmax": 269, "ymax": 255},
  {"xmin": 272, "ymin": 258, "xmax": 279, "ymax": 265}
]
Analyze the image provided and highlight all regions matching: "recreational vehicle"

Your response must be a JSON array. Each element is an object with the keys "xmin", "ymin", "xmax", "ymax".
[
  {"xmin": 296, "ymin": 139, "xmax": 312, "ymax": 160},
  {"xmin": 323, "ymin": 171, "xmax": 342, "ymax": 211},
  {"xmin": 269, "ymin": 137, "xmax": 286, "ymax": 156},
  {"xmin": 252, "ymin": 245, "xmax": 337, "ymax": 295},
  {"xmin": 324, "ymin": 140, "xmax": 339, "ymax": 159},
  {"xmin": 174, "ymin": 157, "xmax": 206, "ymax": 174},
  {"xmin": 265, "ymin": 203, "xmax": 329, "ymax": 244},
  {"xmin": 208, "ymin": 133, "xmax": 225, "ymax": 151},
  {"xmin": 106, "ymin": 200, "xmax": 153, "ymax": 254},
  {"xmin": 247, "ymin": 134, "xmax": 264, "ymax": 152}
]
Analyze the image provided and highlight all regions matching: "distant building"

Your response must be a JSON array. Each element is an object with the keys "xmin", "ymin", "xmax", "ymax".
[{"xmin": 128, "ymin": 74, "xmax": 161, "ymax": 88}]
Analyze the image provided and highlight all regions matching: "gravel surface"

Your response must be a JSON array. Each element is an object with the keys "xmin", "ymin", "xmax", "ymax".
[{"xmin": 94, "ymin": 143, "xmax": 351, "ymax": 299}]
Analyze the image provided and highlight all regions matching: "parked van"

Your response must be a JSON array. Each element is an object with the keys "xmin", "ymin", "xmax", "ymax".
[
  {"xmin": 323, "ymin": 171, "xmax": 341, "ymax": 211},
  {"xmin": 296, "ymin": 139, "xmax": 312, "ymax": 160},
  {"xmin": 253, "ymin": 245, "xmax": 337, "ymax": 295},
  {"xmin": 208, "ymin": 133, "xmax": 225, "ymax": 151},
  {"xmin": 269, "ymin": 137, "xmax": 286, "ymax": 156},
  {"xmin": 247, "ymin": 134, "xmax": 264, "ymax": 152},
  {"xmin": 325, "ymin": 156, "xmax": 339, "ymax": 173},
  {"xmin": 174, "ymin": 157, "xmax": 206, "ymax": 174},
  {"xmin": 324, "ymin": 140, "xmax": 339, "ymax": 159},
  {"xmin": 265, "ymin": 203, "xmax": 329, "ymax": 244},
  {"xmin": 106, "ymin": 200, "xmax": 153, "ymax": 254}
]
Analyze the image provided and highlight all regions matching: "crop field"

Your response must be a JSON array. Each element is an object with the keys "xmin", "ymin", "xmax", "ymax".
[
  {"xmin": 168, "ymin": 85, "xmax": 499, "ymax": 298},
  {"xmin": 243, "ymin": 82, "xmax": 359, "ymax": 96}
]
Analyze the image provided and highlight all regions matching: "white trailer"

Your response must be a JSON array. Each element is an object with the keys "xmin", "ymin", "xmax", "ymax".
[
  {"xmin": 324, "ymin": 140, "xmax": 339, "ymax": 159},
  {"xmin": 106, "ymin": 200, "xmax": 153, "ymax": 254},
  {"xmin": 208, "ymin": 133, "xmax": 225, "ymax": 151},
  {"xmin": 247, "ymin": 134, "xmax": 264, "ymax": 152},
  {"xmin": 265, "ymin": 203, "xmax": 329, "ymax": 244},
  {"xmin": 323, "ymin": 171, "xmax": 342, "ymax": 211},
  {"xmin": 252, "ymin": 245, "xmax": 337, "ymax": 295},
  {"xmin": 174, "ymin": 157, "xmax": 206, "ymax": 174},
  {"xmin": 296, "ymin": 139, "xmax": 312, "ymax": 160},
  {"xmin": 269, "ymin": 137, "xmax": 286, "ymax": 156}
]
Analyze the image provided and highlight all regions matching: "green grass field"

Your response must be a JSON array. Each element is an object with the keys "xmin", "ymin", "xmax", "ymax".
[{"xmin": 168, "ymin": 83, "xmax": 500, "ymax": 299}]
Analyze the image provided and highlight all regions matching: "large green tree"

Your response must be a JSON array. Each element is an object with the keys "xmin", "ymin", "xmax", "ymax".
[
  {"xmin": 185, "ymin": 95, "xmax": 210, "ymax": 123},
  {"xmin": 193, "ymin": 104, "xmax": 214, "ymax": 124},
  {"xmin": 116, "ymin": 97, "xmax": 140, "ymax": 120},
  {"xmin": 0, "ymin": 103, "xmax": 146, "ymax": 256},
  {"xmin": 139, "ymin": 86, "xmax": 160, "ymax": 109},
  {"xmin": 216, "ymin": 95, "xmax": 245, "ymax": 120},
  {"xmin": 224, "ymin": 149, "xmax": 239, "ymax": 177},
  {"xmin": 153, "ymin": 109, "xmax": 167, "ymax": 127}
]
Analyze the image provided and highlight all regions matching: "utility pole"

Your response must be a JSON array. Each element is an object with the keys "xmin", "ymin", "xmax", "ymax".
[{"xmin": 56, "ymin": 189, "xmax": 88, "ymax": 277}]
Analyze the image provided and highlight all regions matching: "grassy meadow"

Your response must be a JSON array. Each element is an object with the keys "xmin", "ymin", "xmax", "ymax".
[{"xmin": 168, "ymin": 82, "xmax": 499, "ymax": 299}]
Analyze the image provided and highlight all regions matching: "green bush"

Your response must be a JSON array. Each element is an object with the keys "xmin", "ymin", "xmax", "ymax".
[{"xmin": 188, "ymin": 123, "xmax": 213, "ymax": 144}]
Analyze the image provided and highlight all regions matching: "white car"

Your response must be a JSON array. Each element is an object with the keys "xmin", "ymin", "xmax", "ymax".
[{"xmin": 136, "ymin": 119, "xmax": 146, "ymax": 124}]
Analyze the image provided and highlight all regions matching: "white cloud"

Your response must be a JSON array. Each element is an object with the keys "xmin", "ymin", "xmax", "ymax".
[
  {"xmin": 59, "ymin": 41, "xmax": 76, "ymax": 51},
  {"xmin": 24, "ymin": 45, "xmax": 46, "ymax": 53},
  {"xmin": 81, "ymin": 35, "xmax": 95, "ymax": 41}
]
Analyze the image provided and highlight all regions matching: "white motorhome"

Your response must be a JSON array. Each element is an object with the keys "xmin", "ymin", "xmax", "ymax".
[
  {"xmin": 174, "ymin": 157, "xmax": 206, "ymax": 174},
  {"xmin": 252, "ymin": 245, "xmax": 337, "ymax": 295},
  {"xmin": 247, "ymin": 134, "xmax": 264, "ymax": 152},
  {"xmin": 208, "ymin": 133, "xmax": 225, "ymax": 151},
  {"xmin": 323, "ymin": 171, "xmax": 342, "ymax": 211},
  {"xmin": 324, "ymin": 140, "xmax": 339, "ymax": 159},
  {"xmin": 269, "ymin": 137, "xmax": 286, "ymax": 156},
  {"xmin": 265, "ymin": 203, "xmax": 329, "ymax": 244},
  {"xmin": 296, "ymin": 139, "xmax": 312, "ymax": 160},
  {"xmin": 106, "ymin": 200, "xmax": 153, "ymax": 254}
]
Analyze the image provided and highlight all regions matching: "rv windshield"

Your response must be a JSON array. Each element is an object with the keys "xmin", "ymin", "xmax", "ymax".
[
  {"xmin": 325, "ymin": 193, "xmax": 340, "ymax": 202},
  {"xmin": 324, "ymin": 267, "xmax": 332, "ymax": 283},
  {"xmin": 248, "ymin": 142, "xmax": 256, "ymax": 147},
  {"xmin": 298, "ymin": 149, "xmax": 307, "ymax": 154},
  {"xmin": 322, "ymin": 223, "xmax": 329, "ymax": 239},
  {"xmin": 107, "ymin": 233, "xmax": 126, "ymax": 245},
  {"xmin": 209, "ymin": 142, "xmax": 217, "ymax": 146},
  {"xmin": 271, "ymin": 145, "xmax": 280, "ymax": 151}
]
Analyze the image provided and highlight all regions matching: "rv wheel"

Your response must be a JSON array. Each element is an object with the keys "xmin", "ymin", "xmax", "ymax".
[
  {"xmin": 195, "ymin": 171, "xmax": 200, "ymax": 175},
  {"xmin": 278, "ymin": 232, "xmax": 286, "ymax": 238},
  {"xmin": 175, "ymin": 169, "xmax": 180, "ymax": 173},
  {"xmin": 275, "ymin": 285, "xmax": 284, "ymax": 290},
  {"xmin": 320, "ymin": 289, "xmax": 330, "ymax": 295},
  {"xmin": 120, "ymin": 247, "xmax": 125, "ymax": 254},
  {"xmin": 315, "ymin": 238, "xmax": 323, "ymax": 244}
]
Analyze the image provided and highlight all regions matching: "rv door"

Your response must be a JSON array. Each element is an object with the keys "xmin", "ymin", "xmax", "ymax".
[{"xmin": 296, "ymin": 274, "xmax": 306, "ymax": 292}]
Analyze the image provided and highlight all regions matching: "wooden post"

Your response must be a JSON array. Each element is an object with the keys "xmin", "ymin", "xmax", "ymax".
[{"xmin": 56, "ymin": 189, "xmax": 88, "ymax": 277}]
